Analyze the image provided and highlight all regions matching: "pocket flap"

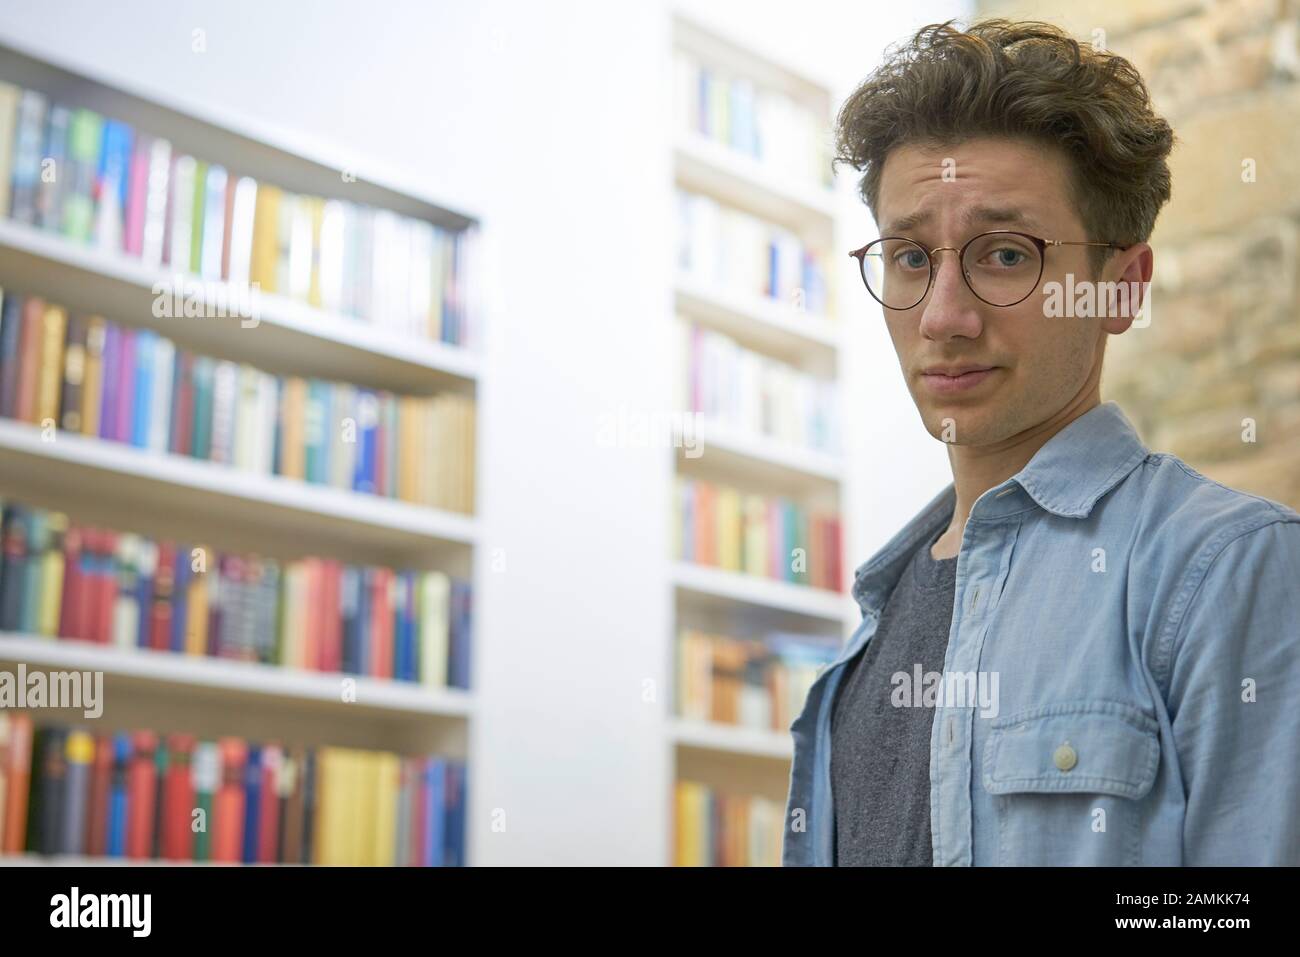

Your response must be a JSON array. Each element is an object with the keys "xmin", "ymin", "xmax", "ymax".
[{"xmin": 982, "ymin": 700, "xmax": 1159, "ymax": 799}]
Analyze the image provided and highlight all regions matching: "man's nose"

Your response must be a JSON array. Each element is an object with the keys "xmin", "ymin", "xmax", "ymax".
[{"xmin": 918, "ymin": 249, "xmax": 984, "ymax": 341}]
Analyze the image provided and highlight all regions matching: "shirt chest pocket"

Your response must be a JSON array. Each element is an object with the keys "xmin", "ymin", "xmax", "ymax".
[{"xmin": 980, "ymin": 700, "xmax": 1160, "ymax": 865}]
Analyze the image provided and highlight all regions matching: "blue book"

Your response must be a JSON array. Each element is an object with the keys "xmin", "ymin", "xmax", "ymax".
[
  {"xmin": 242, "ymin": 746, "xmax": 261, "ymax": 863},
  {"xmin": 107, "ymin": 733, "xmax": 131, "ymax": 857},
  {"xmin": 449, "ymin": 580, "xmax": 472, "ymax": 689},
  {"xmin": 37, "ymin": 105, "xmax": 70, "ymax": 231},
  {"xmin": 170, "ymin": 544, "xmax": 190, "ymax": 652},
  {"xmin": 131, "ymin": 329, "xmax": 155, "ymax": 448},
  {"xmin": 21, "ymin": 510, "xmax": 46, "ymax": 634},
  {"xmin": 423, "ymin": 759, "xmax": 446, "ymax": 867},
  {"xmin": 767, "ymin": 240, "xmax": 780, "ymax": 300},
  {"xmin": 445, "ymin": 761, "xmax": 466, "ymax": 866},
  {"xmin": 340, "ymin": 566, "xmax": 360, "ymax": 674},
  {"xmin": 97, "ymin": 119, "xmax": 134, "ymax": 229},
  {"xmin": 0, "ymin": 294, "xmax": 24, "ymax": 418},
  {"xmin": 355, "ymin": 567, "xmax": 371, "ymax": 675},
  {"xmin": 9, "ymin": 90, "xmax": 47, "ymax": 224},
  {"xmin": 135, "ymin": 545, "xmax": 154, "ymax": 648},
  {"xmin": 0, "ymin": 507, "xmax": 27, "ymax": 631},
  {"xmin": 353, "ymin": 390, "xmax": 377, "ymax": 493}
]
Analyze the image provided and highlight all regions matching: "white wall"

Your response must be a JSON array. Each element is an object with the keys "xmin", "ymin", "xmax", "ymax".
[{"xmin": 0, "ymin": 0, "xmax": 963, "ymax": 865}]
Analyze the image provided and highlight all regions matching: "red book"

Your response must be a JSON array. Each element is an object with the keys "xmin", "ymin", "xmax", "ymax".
[
  {"xmin": 213, "ymin": 738, "xmax": 247, "ymax": 863},
  {"xmin": 830, "ymin": 518, "xmax": 843, "ymax": 593},
  {"xmin": 409, "ymin": 758, "xmax": 426, "ymax": 868},
  {"xmin": 220, "ymin": 172, "xmax": 237, "ymax": 280},
  {"xmin": 94, "ymin": 530, "xmax": 119, "ymax": 644},
  {"xmin": 257, "ymin": 745, "xmax": 281, "ymax": 863},
  {"xmin": 161, "ymin": 733, "xmax": 196, "ymax": 860},
  {"xmin": 84, "ymin": 733, "xmax": 113, "ymax": 856},
  {"xmin": 303, "ymin": 559, "xmax": 321, "ymax": 671},
  {"xmin": 323, "ymin": 561, "xmax": 342, "ymax": 672},
  {"xmin": 126, "ymin": 731, "xmax": 158, "ymax": 859},
  {"xmin": 150, "ymin": 542, "xmax": 176, "ymax": 651},
  {"xmin": 1, "ymin": 714, "xmax": 33, "ymax": 853},
  {"xmin": 57, "ymin": 524, "xmax": 85, "ymax": 640},
  {"xmin": 14, "ymin": 297, "xmax": 43, "ymax": 424}
]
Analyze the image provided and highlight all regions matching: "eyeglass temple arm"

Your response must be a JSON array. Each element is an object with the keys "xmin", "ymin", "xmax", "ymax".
[{"xmin": 1045, "ymin": 240, "xmax": 1129, "ymax": 249}]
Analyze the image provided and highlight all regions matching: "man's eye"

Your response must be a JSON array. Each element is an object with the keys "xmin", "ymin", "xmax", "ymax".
[
  {"xmin": 894, "ymin": 250, "xmax": 928, "ymax": 269},
  {"xmin": 983, "ymin": 247, "xmax": 1027, "ymax": 267}
]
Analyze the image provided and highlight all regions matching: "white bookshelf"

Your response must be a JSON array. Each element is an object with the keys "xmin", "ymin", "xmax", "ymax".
[
  {"xmin": 668, "ymin": 717, "xmax": 793, "ymax": 761},
  {"xmin": 0, "ymin": 39, "xmax": 481, "ymax": 863},
  {"xmin": 0, "ymin": 218, "xmax": 480, "ymax": 395},
  {"xmin": 0, "ymin": 418, "xmax": 478, "ymax": 555},
  {"xmin": 0, "ymin": 633, "xmax": 473, "ymax": 719},
  {"xmin": 668, "ymin": 15, "xmax": 854, "ymax": 866}
]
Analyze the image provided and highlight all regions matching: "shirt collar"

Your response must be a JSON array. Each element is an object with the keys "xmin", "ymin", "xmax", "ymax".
[{"xmin": 851, "ymin": 401, "xmax": 1149, "ymax": 618}]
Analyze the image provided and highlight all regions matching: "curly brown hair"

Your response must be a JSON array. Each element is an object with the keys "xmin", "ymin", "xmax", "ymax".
[{"xmin": 835, "ymin": 18, "xmax": 1175, "ymax": 275}]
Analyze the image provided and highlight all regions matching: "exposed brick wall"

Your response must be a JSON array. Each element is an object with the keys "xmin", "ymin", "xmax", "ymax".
[{"xmin": 974, "ymin": 0, "xmax": 1300, "ymax": 508}]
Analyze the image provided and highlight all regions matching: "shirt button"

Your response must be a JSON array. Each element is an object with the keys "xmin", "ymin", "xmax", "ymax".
[{"xmin": 1054, "ymin": 744, "xmax": 1078, "ymax": 772}]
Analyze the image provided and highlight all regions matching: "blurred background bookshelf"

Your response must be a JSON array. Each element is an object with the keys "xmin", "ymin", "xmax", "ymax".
[
  {"xmin": 0, "ymin": 35, "xmax": 480, "ymax": 866},
  {"xmin": 668, "ymin": 15, "xmax": 856, "ymax": 867}
]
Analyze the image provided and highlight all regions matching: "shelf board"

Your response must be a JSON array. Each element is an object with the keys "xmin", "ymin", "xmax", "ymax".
[
  {"xmin": 0, "ymin": 632, "xmax": 472, "ymax": 720},
  {"xmin": 679, "ymin": 418, "xmax": 842, "ymax": 486},
  {"xmin": 674, "ymin": 134, "xmax": 836, "ymax": 236},
  {"xmin": 669, "ymin": 717, "xmax": 792, "ymax": 760},
  {"xmin": 0, "ymin": 853, "xmax": 309, "ymax": 866},
  {"xmin": 675, "ymin": 272, "xmax": 840, "ymax": 367},
  {"xmin": 0, "ymin": 219, "xmax": 479, "ymax": 395},
  {"xmin": 0, "ymin": 418, "xmax": 477, "ymax": 554},
  {"xmin": 671, "ymin": 561, "xmax": 850, "ymax": 623}
]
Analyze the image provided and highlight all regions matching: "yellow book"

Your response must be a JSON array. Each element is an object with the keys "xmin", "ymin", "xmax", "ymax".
[
  {"xmin": 79, "ymin": 318, "xmax": 106, "ymax": 436},
  {"xmin": 307, "ymin": 196, "xmax": 324, "ymax": 307},
  {"xmin": 38, "ymin": 513, "xmax": 67, "ymax": 637},
  {"xmin": 248, "ymin": 183, "xmax": 281, "ymax": 293},
  {"xmin": 352, "ymin": 750, "xmax": 372, "ymax": 866},
  {"xmin": 371, "ymin": 752, "xmax": 400, "ymax": 867},
  {"xmin": 743, "ymin": 494, "xmax": 768, "ymax": 577},
  {"xmin": 35, "ymin": 304, "xmax": 67, "ymax": 427},
  {"xmin": 185, "ymin": 547, "xmax": 209, "ymax": 655},
  {"xmin": 717, "ymin": 488, "xmax": 742, "ymax": 572},
  {"xmin": 396, "ymin": 395, "xmax": 415, "ymax": 502},
  {"xmin": 314, "ymin": 748, "xmax": 344, "ymax": 866},
  {"xmin": 462, "ymin": 395, "xmax": 476, "ymax": 513},
  {"xmin": 0, "ymin": 83, "xmax": 20, "ymax": 216},
  {"xmin": 281, "ymin": 377, "xmax": 306, "ymax": 479}
]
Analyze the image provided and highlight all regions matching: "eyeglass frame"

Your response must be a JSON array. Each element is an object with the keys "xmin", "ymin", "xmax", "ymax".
[{"xmin": 848, "ymin": 231, "xmax": 1130, "ymax": 310}]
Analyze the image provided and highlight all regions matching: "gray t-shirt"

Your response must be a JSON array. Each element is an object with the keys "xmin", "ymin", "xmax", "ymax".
[{"xmin": 830, "ymin": 522, "xmax": 958, "ymax": 866}]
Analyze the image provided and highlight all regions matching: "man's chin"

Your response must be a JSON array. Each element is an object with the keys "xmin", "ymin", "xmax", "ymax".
[{"xmin": 918, "ymin": 402, "xmax": 1005, "ymax": 446}]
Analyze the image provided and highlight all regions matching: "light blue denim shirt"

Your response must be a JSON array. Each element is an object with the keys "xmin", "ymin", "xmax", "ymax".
[{"xmin": 783, "ymin": 400, "xmax": 1300, "ymax": 866}]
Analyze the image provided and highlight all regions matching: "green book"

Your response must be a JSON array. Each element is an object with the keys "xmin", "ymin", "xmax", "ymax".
[
  {"xmin": 191, "ymin": 356, "xmax": 215, "ymax": 459},
  {"xmin": 189, "ymin": 160, "xmax": 208, "ymax": 274},
  {"xmin": 62, "ymin": 108, "xmax": 103, "ymax": 243}
]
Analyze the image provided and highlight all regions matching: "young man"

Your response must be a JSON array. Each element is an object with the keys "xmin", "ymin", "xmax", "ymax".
[{"xmin": 783, "ymin": 19, "xmax": 1300, "ymax": 866}]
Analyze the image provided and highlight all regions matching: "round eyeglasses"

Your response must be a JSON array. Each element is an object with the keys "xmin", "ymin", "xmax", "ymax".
[{"xmin": 849, "ymin": 231, "xmax": 1127, "ymax": 310}]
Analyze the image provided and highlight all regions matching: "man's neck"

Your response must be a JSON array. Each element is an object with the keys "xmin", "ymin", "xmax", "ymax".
[{"xmin": 930, "ymin": 392, "xmax": 1101, "ymax": 560}]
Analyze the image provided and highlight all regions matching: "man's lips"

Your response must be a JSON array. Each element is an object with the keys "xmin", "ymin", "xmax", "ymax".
[{"xmin": 919, "ymin": 365, "xmax": 1000, "ymax": 394}]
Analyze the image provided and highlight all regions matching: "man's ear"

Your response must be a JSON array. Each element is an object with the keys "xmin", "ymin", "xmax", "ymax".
[{"xmin": 1101, "ymin": 242, "xmax": 1153, "ymax": 334}]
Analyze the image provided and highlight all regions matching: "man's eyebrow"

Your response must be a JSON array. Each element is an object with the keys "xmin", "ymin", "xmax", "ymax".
[
  {"xmin": 963, "ymin": 206, "xmax": 1038, "ymax": 229},
  {"xmin": 881, "ymin": 206, "xmax": 1040, "ymax": 236}
]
